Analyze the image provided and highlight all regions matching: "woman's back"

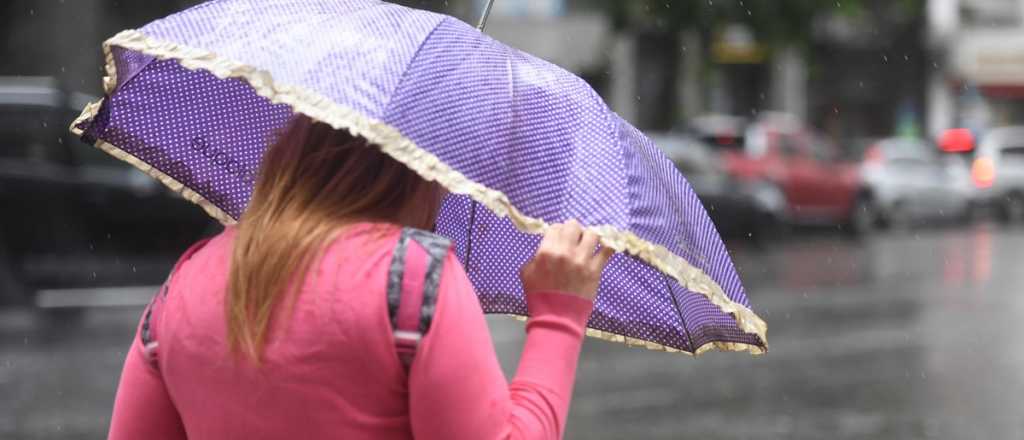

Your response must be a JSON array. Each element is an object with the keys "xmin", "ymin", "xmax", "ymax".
[
  {"xmin": 156, "ymin": 223, "xmax": 413, "ymax": 438},
  {"xmin": 110, "ymin": 222, "xmax": 599, "ymax": 439}
]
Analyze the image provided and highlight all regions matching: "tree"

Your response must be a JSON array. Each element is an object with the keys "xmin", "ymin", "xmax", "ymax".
[{"xmin": 594, "ymin": 0, "xmax": 922, "ymax": 50}]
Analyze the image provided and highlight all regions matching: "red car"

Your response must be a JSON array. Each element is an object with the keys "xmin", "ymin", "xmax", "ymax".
[{"xmin": 716, "ymin": 114, "xmax": 868, "ymax": 235}]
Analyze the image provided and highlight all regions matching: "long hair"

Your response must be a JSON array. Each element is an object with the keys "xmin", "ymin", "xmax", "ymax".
[{"xmin": 227, "ymin": 115, "xmax": 439, "ymax": 361}]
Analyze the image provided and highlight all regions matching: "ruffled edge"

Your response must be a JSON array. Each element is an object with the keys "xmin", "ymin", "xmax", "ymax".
[{"xmin": 70, "ymin": 29, "xmax": 767, "ymax": 356}]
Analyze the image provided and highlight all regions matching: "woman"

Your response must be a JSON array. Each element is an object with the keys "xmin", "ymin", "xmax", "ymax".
[{"xmin": 108, "ymin": 115, "xmax": 614, "ymax": 439}]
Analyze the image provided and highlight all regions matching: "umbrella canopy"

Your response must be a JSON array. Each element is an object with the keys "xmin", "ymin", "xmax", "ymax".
[{"xmin": 71, "ymin": 0, "xmax": 767, "ymax": 355}]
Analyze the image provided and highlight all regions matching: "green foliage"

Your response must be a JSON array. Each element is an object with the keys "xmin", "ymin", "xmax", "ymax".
[{"xmin": 596, "ymin": 0, "xmax": 921, "ymax": 46}]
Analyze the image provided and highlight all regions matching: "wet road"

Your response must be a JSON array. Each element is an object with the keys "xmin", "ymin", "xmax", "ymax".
[{"xmin": 2, "ymin": 224, "xmax": 1023, "ymax": 439}]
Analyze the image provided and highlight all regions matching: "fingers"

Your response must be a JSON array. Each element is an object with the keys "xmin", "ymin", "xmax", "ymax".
[
  {"xmin": 541, "ymin": 219, "xmax": 583, "ymax": 253},
  {"xmin": 580, "ymin": 226, "xmax": 615, "ymax": 271},
  {"xmin": 593, "ymin": 245, "xmax": 615, "ymax": 270},
  {"xmin": 545, "ymin": 220, "xmax": 616, "ymax": 268},
  {"xmin": 579, "ymin": 230, "xmax": 600, "ymax": 255},
  {"xmin": 559, "ymin": 219, "xmax": 583, "ymax": 245},
  {"xmin": 537, "ymin": 223, "xmax": 560, "ymax": 250},
  {"xmin": 523, "ymin": 220, "xmax": 618, "ymax": 299}
]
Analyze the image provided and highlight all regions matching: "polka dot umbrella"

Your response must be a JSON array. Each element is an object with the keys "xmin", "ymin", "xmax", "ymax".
[{"xmin": 71, "ymin": 0, "xmax": 767, "ymax": 355}]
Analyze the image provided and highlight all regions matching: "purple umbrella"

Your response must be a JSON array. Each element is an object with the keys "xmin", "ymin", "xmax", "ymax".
[{"xmin": 70, "ymin": 0, "xmax": 767, "ymax": 355}]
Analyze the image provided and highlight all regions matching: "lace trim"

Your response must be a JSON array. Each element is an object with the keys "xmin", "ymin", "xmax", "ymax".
[{"xmin": 70, "ymin": 29, "xmax": 767, "ymax": 355}]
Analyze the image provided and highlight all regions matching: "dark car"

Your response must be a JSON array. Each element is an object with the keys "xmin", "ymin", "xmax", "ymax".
[
  {"xmin": 682, "ymin": 115, "xmax": 790, "ymax": 238},
  {"xmin": 650, "ymin": 132, "xmax": 784, "ymax": 239},
  {"xmin": 0, "ymin": 77, "xmax": 218, "ymax": 312}
]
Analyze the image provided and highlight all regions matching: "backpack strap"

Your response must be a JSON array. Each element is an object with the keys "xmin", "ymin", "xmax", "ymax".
[
  {"xmin": 139, "ymin": 237, "xmax": 212, "ymax": 368},
  {"xmin": 387, "ymin": 228, "xmax": 451, "ymax": 372}
]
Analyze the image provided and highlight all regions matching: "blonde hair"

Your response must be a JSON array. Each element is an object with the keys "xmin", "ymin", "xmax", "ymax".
[{"xmin": 227, "ymin": 115, "xmax": 438, "ymax": 361}]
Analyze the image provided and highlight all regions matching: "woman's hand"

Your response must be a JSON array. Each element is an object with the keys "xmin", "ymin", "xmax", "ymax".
[{"xmin": 520, "ymin": 220, "xmax": 615, "ymax": 300}]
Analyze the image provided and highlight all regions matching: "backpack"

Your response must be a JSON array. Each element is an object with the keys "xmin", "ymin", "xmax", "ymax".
[{"xmin": 139, "ymin": 227, "xmax": 451, "ymax": 372}]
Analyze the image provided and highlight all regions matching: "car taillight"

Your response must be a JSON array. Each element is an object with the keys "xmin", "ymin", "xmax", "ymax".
[
  {"xmin": 864, "ymin": 145, "xmax": 884, "ymax": 164},
  {"xmin": 972, "ymin": 157, "xmax": 995, "ymax": 188},
  {"xmin": 939, "ymin": 128, "xmax": 975, "ymax": 153}
]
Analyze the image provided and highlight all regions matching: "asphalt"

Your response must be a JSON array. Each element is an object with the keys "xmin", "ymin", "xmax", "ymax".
[{"xmin": 2, "ymin": 223, "xmax": 1023, "ymax": 439}]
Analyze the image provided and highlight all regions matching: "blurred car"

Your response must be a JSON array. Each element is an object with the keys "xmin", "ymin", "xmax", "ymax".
[
  {"xmin": 0, "ymin": 76, "xmax": 217, "ymax": 312},
  {"xmin": 649, "ymin": 133, "xmax": 783, "ymax": 238},
  {"xmin": 727, "ymin": 113, "xmax": 867, "ymax": 235},
  {"xmin": 852, "ymin": 137, "xmax": 973, "ymax": 227},
  {"xmin": 970, "ymin": 126, "xmax": 1024, "ymax": 222},
  {"xmin": 689, "ymin": 114, "xmax": 748, "ymax": 151}
]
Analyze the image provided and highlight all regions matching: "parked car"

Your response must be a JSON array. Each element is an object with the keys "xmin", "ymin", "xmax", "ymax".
[
  {"xmin": 852, "ymin": 137, "xmax": 973, "ymax": 227},
  {"xmin": 0, "ymin": 76, "xmax": 217, "ymax": 312},
  {"xmin": 729, "ymin": 113, "xmax": 867, "ymax": 235},
  {"xmin": 688, "ymin": 114, "xmax": 748, "ymax": 152},
  {"xmin": 970, "ymin": 126, "xmax": 1024, "ymax": 222},
  {"xmin": 649, "ymin": 133, "xmax": 783, "ymax": 238}
]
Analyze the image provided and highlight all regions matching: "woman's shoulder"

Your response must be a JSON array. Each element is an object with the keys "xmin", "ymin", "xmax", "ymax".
[
  {"xmin": 321, "ymin": 223, "xmax": 456, "ymax": 258},
  {"xmin": 318, "ymin": 224, "xmax": 465, "ymax": 290},
  {"xmin": 319, "ymin": 222, "xmax": 404, "ymax": 261}
]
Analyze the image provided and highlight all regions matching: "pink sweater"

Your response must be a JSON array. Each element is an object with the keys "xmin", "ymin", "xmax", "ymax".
[{"xmin": 108, "ymin": 223, "xmax": 594, "ymax": 439}]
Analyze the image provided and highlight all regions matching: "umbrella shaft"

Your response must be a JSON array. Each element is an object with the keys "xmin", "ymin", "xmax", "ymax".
[{"xmin": 477, "ymin": 0, "xmax": 495, "ymax": 31}]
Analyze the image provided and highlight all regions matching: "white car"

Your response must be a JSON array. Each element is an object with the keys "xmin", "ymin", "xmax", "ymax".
[
  {"xmin": 971, "ymin": 126, "xmax": 1024, "ymax": 222},
  {"xmin": 857, "ymin": 137, "xmax": 973, "ymax": 227}
]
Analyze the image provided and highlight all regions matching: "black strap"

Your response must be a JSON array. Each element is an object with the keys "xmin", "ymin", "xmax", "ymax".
[
  {"xmin": 386, "ymin": 228, "xmax": 451, "ymax": 370},
  {"xmin": 139, "ymin": 237, "xmax": 211, "ymax": 367},
  {"xmin": 407, "ymin": 228, "xmax": 451, "ymax": 334}
]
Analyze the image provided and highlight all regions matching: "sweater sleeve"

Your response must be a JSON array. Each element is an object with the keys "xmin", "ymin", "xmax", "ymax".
[
  {"xmin": 108, "ymin": 318, "xmax": 187, "ymax": 440},
  {"xmin": 408, "ymin": 251, "xmax": 593, "ymax": 440}
]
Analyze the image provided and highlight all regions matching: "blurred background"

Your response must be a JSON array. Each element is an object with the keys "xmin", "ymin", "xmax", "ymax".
[{"xmin": 2, "ymin": 0, "xmax": 1024, "ymax": 438}]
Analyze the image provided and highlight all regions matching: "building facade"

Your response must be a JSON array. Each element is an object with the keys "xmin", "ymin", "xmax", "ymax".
[{"xmin": 929, "ymin": 0, "xmax": 1024, "ymax": 136}]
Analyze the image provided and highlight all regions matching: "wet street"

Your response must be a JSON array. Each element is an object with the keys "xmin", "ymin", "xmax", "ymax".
[{"xmin": 2, "ymin": 224, "xmax": 1023, "ymax": 439}]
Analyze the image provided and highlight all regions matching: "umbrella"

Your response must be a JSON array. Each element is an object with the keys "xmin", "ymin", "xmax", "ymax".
[{"xmin": 70, "ymin": 0, "xmax": 767, "ymax": 355}]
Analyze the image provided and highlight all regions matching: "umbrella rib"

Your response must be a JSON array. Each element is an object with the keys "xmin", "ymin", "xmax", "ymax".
[
  {"xmin": 663, "ymin": 274, "xmax": 695, "ymax": 352},
  {"xmin": 464, "ymin": 199, "xmax": 478, "ymax": 272}
]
